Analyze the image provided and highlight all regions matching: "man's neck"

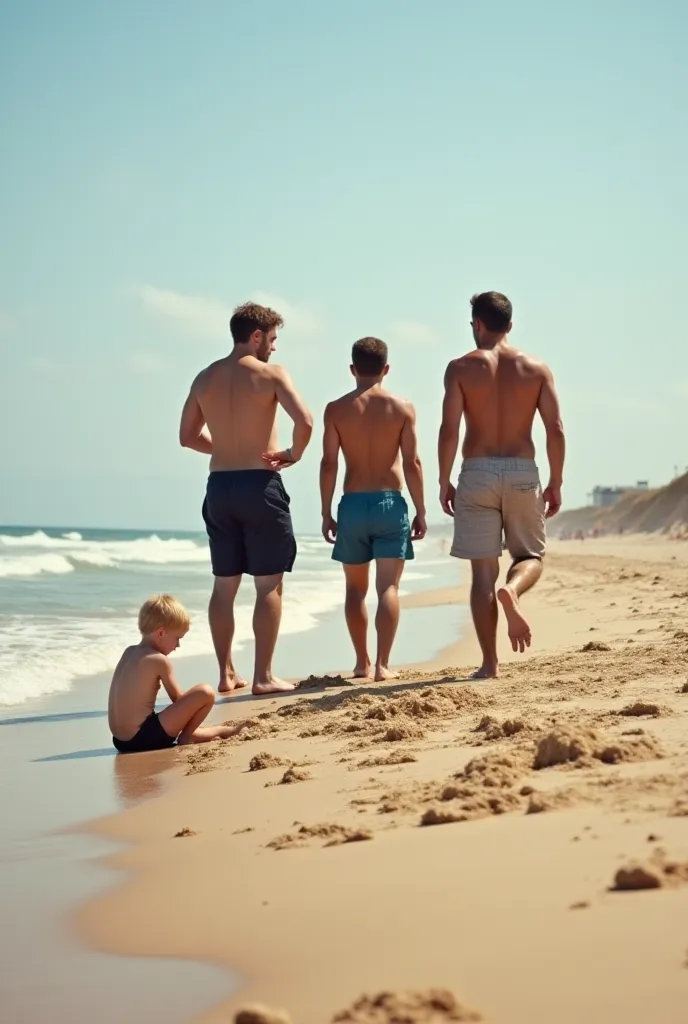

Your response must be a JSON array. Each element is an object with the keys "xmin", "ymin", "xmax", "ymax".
[
  {"xmin": 354, "ymin": 377, "xmax": 384, "ymax": 392},
  {"xmin": 476, "ymin": 334, "xmax": 509, "ymax": 352}
]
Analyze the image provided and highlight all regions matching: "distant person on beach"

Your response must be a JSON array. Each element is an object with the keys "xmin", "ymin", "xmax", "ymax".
[
  {"xmin": 320, "ymin": 337, "xmax": 426, "ymax": 681},
  {"xmin": 438, "ymin": 292, "xmax": 565, "ymax": 677},
  {"xmin": 179, "ymin": 302, "xmax": 314, "ymax": 696},
  {"xmin": 108, "ymin": 595, "xmax": 248, "ymax": 753}
]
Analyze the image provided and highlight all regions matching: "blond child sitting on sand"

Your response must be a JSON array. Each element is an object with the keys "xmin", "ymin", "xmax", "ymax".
[{"xmin": 108, "ymin": 594, "xmax": 247, "ymax": 754}]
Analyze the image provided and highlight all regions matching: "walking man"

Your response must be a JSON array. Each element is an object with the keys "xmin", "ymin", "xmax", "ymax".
[
  {"xmin": 320, "ymin": 337, "xmax": 426, "ymax": 681},
  {"xmin": 179, "ymin": 302, "xmax": 313, "ymax": 695},
  {"xmin": 438, "ymin": 292, "xmax": 565, "ymax": 678}
]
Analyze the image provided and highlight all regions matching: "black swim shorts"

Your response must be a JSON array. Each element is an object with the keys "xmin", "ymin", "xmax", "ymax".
[
  {"xmin": 112, "ymin": 712, "xmax": 176, "ymax": 754},
  {"xmin": 202, "ymin": 470, "xmax": 297, "ymax": 578}
]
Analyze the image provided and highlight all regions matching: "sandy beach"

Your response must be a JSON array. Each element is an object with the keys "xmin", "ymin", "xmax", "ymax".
[{"xmin": 72, "ymin": 535, "xmax": 688, "ymax": 1023}]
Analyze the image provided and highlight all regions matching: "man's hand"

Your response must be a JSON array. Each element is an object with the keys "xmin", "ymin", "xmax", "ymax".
[
  {"xmin": 543, "ymin": 484, "xmax": 562, "ymax": 519},
  {"xmin": 262, "ymin": 449, "xmax": 297, "ymax": 471},
  {"xmin": 411, "ymin": 513, "xmax": 427, "ymax": 540},
  {"xmin": 439, "ymin": 483, "xmax": 456, "ymax": 517},
  {"xmin": 322, "ymin": 514, "xmax": 337, "ymax": 544}
]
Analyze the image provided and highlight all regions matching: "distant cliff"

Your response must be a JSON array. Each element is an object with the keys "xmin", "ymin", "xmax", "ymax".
[{"xmin": 554, "ymin": 472, "xmax": 688, "ymax": 538}]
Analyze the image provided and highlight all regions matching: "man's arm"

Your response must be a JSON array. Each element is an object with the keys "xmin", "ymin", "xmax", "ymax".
[
  {"xmin": 537, "ymin": 366, "xmax": 565, "ymax": 517},
  {"xmin": 319, "ymin": 403, "xmax": 340, "ymax": 542},
  {"xmin": 400, "ymin": 403, "xmax": 427, "ymax": 538},
  {"xmin": 437, "ymin": 361, "xmax": 465, "ymax": 514},
  {"xmin": 262, "ymin": 367, "xmax": 314, "ymax": 469},
  {"xmin": 179, "ymin": 380, "xmax": 213, "ymax": 455},
  {"xmin": 156, "ymin": 655, "xmax": 184, "ymax": 702}
]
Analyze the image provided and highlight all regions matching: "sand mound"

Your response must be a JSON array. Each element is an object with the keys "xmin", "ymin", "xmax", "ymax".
[
  {"xmin": 173, "ymin": 827, "xmax": 196, "ymax": 838},
  {"xmin": 298, "ymin": 674, "xmax": 351, "ymax": 689},
  {"xmin": 235, "ymin": 1006, "xmax": 292, "ymax": 1024},
  {"xmin": 416, "ymin": 752, "xmax": 528, "ymax": 826},
  {"xmin": 618, "ymin": 702, "xmax": 663, "ymax": 717},
  {"xmin": 331, "ymin": 989, "xmax": 482, "ymax": 1022},
  {"xmin": 533, "ymin": 727, "xmax": 662, "ymax": 769},
  {"xmin": 249, "ymin": 753, "xmax": 287, "ymax": 771},
  {"xmin": 611, "ymin": 854, "xmax": 688, "ymax": 891},
  {"xmin": 355, "ymin": 751, "xmax": 418, "ymax": 769},
  {"xmin": 474, "ymin": 715, "xmax": 528, "ymax": 741},
  {"xmin": 268, "ymin": 823, "xmax": 373, "ymax": 851},
  {"xmin": 581, "ymin": 641, "xmax": 611, "ymax": 653},
  {"xmin": 273, "ymin": 767, "xmax": 311, "ymax": 785}
]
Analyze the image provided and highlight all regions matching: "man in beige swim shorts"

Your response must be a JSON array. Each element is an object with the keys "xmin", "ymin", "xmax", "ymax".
[{"xmin": 438, "ymin": 292, "xmax": 565, "ymax": 678}]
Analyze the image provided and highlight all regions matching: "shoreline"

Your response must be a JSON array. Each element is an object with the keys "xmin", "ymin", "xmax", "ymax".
[{"xmin": 71, "ymin": 535, "xmax": 688, "ymax": 1022}]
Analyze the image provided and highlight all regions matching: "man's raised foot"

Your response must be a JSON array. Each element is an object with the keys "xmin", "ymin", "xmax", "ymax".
[{"xmin": 497, "ymin": 585, "xmax": 532, "ymax": 653}]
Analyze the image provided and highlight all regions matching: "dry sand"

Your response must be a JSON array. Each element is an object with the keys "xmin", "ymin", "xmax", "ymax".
[{"xmin": 73, "ymin": 536, "xmax": 688, "ymax": 1023}]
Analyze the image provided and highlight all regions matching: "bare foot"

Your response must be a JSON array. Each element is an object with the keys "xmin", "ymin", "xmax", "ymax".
[
  {"xmin": 218, "ymin": 673, "xmax": 248, "ymax": 694},
  {"xmin": 218, "ymin": 720, "xmax": 251, "ymax": 739},
  {"xmin": 178, "ymin": 721, "xmax": 251, "ymax": 745},
  {"xmin": 374, "ymin": 665, "xmax": 401, "ymax": 682},
  {"xmin": 353, "ymin": 661, "xmax": 372, "ymax": 679},
  {"xmin": 470, "ymin": 665, "xmax": 499, "ymax": 680},
  {"xmin": 252, "ymin": 677, "xmax": 296, "ymax": 696},
  {"xmin": 497, "ymin": 585, "xmax": 532, "ymax": 653}
]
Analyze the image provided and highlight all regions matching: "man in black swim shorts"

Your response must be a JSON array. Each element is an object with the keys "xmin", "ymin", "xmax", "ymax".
[{"xmin": 179, "ymin": 302, "xmax": 313, "ymax": 696}]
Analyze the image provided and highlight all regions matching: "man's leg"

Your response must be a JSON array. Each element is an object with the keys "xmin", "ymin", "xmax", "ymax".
[
  {"xmin": 497, "ymin": 557, "xmax": 543, "ymax": 653},
  {"xmin": 343, "ymin": 563, "xmax": 371, "ymax": 678},
  {"xmin": 252, "ymin": 573, "xmax": 295, "ymax": 694},
  {"xmin": 374, "ymin": 558, "xmax": 405, "ymax": 682},
  {"xmin": 470, "ymin": 558, "xmax": 501, "ymax": 678},
  {"xmin": 208, "ymin": 575, "xmax": 248, "ymax": 693}
]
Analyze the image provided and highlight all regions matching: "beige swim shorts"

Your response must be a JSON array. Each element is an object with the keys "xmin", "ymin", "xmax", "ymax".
[{"xmin": 450, "ymin": 458, "xmax": 546, "ymax": 561}]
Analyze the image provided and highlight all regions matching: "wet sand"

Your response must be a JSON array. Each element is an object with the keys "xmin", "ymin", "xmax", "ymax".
[{"xmin": 72, "ymin": 535, "xmax": 688, "ymax": 1023}]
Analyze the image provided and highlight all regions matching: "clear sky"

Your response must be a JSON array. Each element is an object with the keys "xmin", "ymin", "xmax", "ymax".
[{"xmin": 1, "ymin": 0, "xmax": 686, "ymax": 533}]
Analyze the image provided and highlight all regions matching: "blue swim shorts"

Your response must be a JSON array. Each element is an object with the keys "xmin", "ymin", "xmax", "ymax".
[{"xmin": 332, "ymin": 490, "xmax": 414, "ymax": 565}]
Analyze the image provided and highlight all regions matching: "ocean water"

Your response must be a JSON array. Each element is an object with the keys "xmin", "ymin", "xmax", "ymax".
[{"xmin": 0, "ymin": 525, "xmax": 455, "ymax": 707}]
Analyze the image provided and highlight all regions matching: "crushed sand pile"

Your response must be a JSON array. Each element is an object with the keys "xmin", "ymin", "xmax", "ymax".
[{"xmin": 331, "ymin": 989, "xmax": 483, "ymax": 1022}]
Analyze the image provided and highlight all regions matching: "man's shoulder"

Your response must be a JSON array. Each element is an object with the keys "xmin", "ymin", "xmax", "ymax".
[
  {"xmin": 509, "ymin": 348, "xmax": 551, "ymax": 377},
  {"xmin": 325, "ymin": 390, "xmax": 357, "ymax": 414},
  {"xmin": 192, "ymin": 358, "xmax": 227, "ymax": 389},
  {"xmin": 383, "ymin": 391, "xmax": 415, "ymax": 416}
]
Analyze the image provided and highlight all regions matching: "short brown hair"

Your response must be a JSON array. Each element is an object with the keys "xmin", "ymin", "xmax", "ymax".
[
  {"xmin": 351, "ymin": 336, "xmax": 388, "ymax": 376},
  {"xmin": 470, "ymin": 291, "xmax": 513, "ymax": 333},
  {"xmin": 138, "ymin": 594, "xmax": 190, "ymax": 635},
  {"xmin": 229, "ymin": 302, "xmax": 284, "ymax": 345}
]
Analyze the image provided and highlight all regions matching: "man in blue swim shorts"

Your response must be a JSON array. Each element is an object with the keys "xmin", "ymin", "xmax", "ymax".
[{"xmin": 319, "ymin": 337, "xmax": 427, "ymax": 681}]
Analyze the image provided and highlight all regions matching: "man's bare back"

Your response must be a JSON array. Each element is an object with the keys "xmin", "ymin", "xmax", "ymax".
[
  {"xmin": 447, "ymin": 345, "xmax": 553, "ymax": 461},
  {"xmin": 182, "ymin": 353, "xmax": 304, "ymax": 471},
  {"xmin": 327, "ymin": 386, "xmax": 411, "ymax": 493}
]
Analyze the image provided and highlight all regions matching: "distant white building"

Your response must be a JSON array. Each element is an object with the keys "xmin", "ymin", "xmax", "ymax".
[{"xmin": 591, "ymin": 481, "xmax": 649, "ymax": 508}]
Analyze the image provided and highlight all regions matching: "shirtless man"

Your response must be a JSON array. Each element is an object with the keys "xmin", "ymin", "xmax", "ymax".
[
  {"xmin": 179, "ymin": 302, "xmax": 313, "ymax": 695},
  {"xmin": 438, "ymin": 291, "xmax": 565, "ymax": 678},
  {"xmin": 320, "ymin": 337, "xmax": 426, "ymax": 681}
]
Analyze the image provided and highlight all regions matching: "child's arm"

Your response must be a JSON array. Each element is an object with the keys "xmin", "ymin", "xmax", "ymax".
[{"xmin": 155, "ymin": 654, "xmax": 184, "ymax": 703}]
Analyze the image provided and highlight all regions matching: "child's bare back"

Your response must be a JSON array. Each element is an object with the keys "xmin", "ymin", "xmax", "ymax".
[{"xmin": 108, "ymin": 595, "xmax": 249, "ymax": 754}]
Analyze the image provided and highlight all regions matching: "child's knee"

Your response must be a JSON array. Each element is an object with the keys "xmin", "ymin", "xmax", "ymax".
[{"xmin": 196, "ymin": 683, "xmax": 214, "ymax": 702}]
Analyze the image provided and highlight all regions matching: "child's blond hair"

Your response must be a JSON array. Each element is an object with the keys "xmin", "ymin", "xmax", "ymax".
[{"xmin": 138, "ymin": 594, "xmax": 190, "ymax": 636}]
